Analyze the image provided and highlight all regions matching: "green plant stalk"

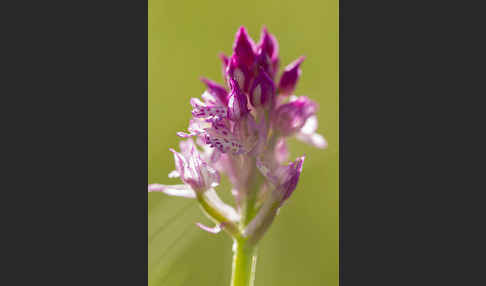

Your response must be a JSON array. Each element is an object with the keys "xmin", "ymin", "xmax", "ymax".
[
  {"xmin": 235, "ymin": 156, "xmax": 266, "ymax": 286},
  {"xmin": 231, "ymin": 238, "xmax": 258, "ymax": 286}
]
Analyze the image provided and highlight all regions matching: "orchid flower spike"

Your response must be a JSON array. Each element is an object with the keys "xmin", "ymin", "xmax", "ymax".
[{"xmin": 149, "ymin": 26, "xmax": 328, "ymax": 286}]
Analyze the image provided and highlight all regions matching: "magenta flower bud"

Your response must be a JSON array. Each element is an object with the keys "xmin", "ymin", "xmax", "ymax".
[
  {"xmin": 278, "ymin": 56, "xmax": 305, "ymax": 96},
  {"xmin": 278, "ymin": 156, "xmax": 305, "ymax": 203},
  {"xmin": 227, "ymin": 79, "xmax": 249, "ymax": 121},
  {"xmin": 233, "ymin": 26, "xmax": 256, "ymax": 69},
  {"xmin": 256, "ymin": 26, "xmax": 279, "ymax": 77},
  {"xmin": 200, "ymin": 77, "xmax": 228, "ymax": 105},
  {"xmin": 255, "ymin": 155, "xmax": 305, "ymax": 205},
  {"xmin": 226, "ymin": 55, "xmax": 253, "ymax": 92},
  {"xmin": 249, "ymin": 68, "xmax": 275, "ymax": 108},
  {"xmin": 258, "ymin": 27, "xmax": 278, "ymax": 61},
  {"xmin": 273, "ymin": 96, "xmax": 317, "ymax": 136}
]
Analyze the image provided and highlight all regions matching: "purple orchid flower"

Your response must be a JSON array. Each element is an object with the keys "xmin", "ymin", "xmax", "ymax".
[
  {"xmin": 149, "ymin": 26, "xmax": 328, "ymax": 286},
  {"xmin": 148, "ymin": 139, "xmax": 220, "ymax": 196},
  {"xmin": 273, "ymin": 95, "xmax": 317, "ymax": 135}
]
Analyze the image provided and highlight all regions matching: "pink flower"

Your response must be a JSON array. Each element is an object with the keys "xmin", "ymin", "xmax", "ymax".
[
  {"xmin": 273, "ymin": 96, "xmax": 317, "ymax": 136},
  {"xmin": 148, "ymin": 139, "xmax": 219, "ymax": 196},
  {"xmin": 256, "ymin": 156, "xmax": 306, "ymax": 205}
]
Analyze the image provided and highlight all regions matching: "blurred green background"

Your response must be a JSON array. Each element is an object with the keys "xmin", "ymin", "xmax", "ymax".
[{"xmin": 149, "ymin": 0, "xmax": 338, "ymax": 285}]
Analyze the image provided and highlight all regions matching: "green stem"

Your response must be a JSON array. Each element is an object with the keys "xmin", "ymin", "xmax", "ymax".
[{"xmin": 231, "ymin": 239, "xmax": 258, "ymax": 286}]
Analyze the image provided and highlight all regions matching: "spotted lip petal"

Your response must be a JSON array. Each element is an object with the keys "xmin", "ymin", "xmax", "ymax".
[
  {"xmin": 196, "ymin": 136, "xmax": 222, "ymax": 164},
  {"xmin": 179, "ymin": 118, "xmax": 246, "ymax": 155},
  {"xmin": 203, "ymin": 121, "xmax": 245, "ymax": 155},
  {"xmin": 188, "ymin": 118, "xmax": 212, "ymax": 135},
  {"xmin": 191, "ymin": 97, "xmax": 227, "ymax": 122},
  {"xmin": 176, "ymin": 118, "xmax": 209, "ymax": 138}
]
